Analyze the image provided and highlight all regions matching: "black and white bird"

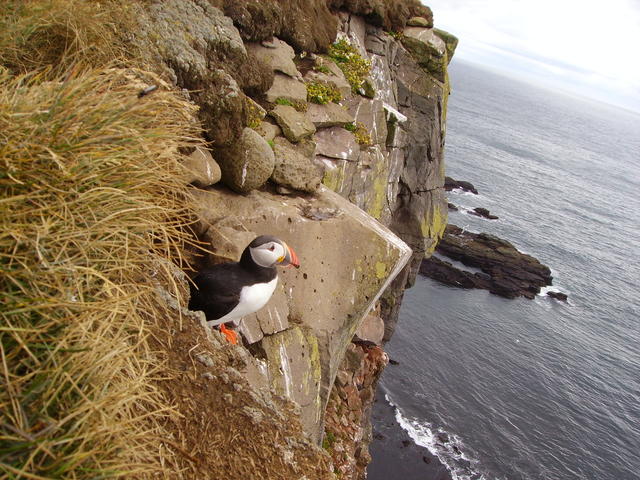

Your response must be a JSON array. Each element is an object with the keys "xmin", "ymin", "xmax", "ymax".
[{"xmin": 188, "ymin": 235, "xmax": 300, "ymax": 344}]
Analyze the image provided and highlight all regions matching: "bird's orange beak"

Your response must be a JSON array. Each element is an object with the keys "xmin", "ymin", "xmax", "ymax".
[{"xmin": 280, "ymin": 242, "xmax": 300, "ymax": 269}]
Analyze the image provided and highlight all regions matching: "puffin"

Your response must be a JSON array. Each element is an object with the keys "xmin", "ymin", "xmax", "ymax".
[{"xmin": 188, "ymin": 235, "xmax": 300, "ymax": 344}]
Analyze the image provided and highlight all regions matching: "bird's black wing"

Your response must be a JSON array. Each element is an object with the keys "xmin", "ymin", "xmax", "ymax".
[{"xmin": 189, "ymin": 265, "xmax": 242, "ymax": 321}]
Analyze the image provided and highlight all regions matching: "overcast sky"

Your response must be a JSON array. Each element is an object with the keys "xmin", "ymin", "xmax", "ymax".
[{"xmin": 424, "ymin": 0, "xmax": 640, "ymax": 113}]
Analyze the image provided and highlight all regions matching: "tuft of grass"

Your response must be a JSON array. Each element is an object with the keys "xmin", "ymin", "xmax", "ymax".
[
  {"xmin": 385, "ymin": 30, "xmax": 405, "ymax": 40},
  {"xmin": 322, "ymin": 431, "xmax": 336, "ymax": 451},
  {"xmin": 274, "ymin": 97, "xmax": 308, "ymax": 112},
  {"xmin": 245, "ymin": 99, "xmax": 264, "ymax": 129},
  {"xmin": 0, "ymin": 0, "xmax": 141, "ymax": 75},
  {"xmin": 313, "ymin": 64, "xmax": 331, "ymax": 74},
  {"xmin": 343, "ymin": 122, "xmax": 373, "ymax": 146},
  {"xmin": 275, "ymin": 97, "xmax": 294, "ymax": 107},
  {"xmin": 306, "ymin": 81, "xmax": 342, "ymax": 105},
  {"xmin": 327, "ymin": 39, "xmax": 372, "ymax": 95},
  {"xmin": 0, "ymin": 67, "xmax": 202, "ymax": 478}
]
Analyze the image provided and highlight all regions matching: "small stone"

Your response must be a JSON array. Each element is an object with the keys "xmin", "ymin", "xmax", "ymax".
[
  {"xmin": 407, "ymin": 16, "xmax": 431, "ymax": 27},
  {"xmin": 547, "ymin": 291, "xmax": 568, "ymax": 302},
  {"xmin": 276, "ymin": 185, "xmax": 296, "ymax": 195},
  {"xmin": 183, "ymin": 146, "xmax": 221, "ymax": 187},
  {"xmin": 241, "ymin": 406, "xmax": 265, "ymax": 425},
  {"xmin": 335, "ymin": 370, "xmax": 352, "ymax": 387},
  {"xmin": 195, "ymin": 353, "xmax": 215, "ymax": 368},
  {"xmin": 470, "ymin": 207, "xmax": 498, "ymax": 220},
  {"xmin": 270, "ymin": 105, "xmax": 316, "ymax": 143}
]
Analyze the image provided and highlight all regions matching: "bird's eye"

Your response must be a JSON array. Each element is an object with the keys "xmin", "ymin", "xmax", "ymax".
[{"xmin": 269, "ymin": 245, "xmax": 275, "ymax": 251}]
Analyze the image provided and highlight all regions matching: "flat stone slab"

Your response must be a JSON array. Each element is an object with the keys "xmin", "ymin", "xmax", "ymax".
[
  {"xmin": 247, "ymin": 38, "xmax": 300, "ymax": 78},
  {"xmin": 314, "ymin": 126, "xmax": 360, "ymax": 161},
  {"xmin": 270, "ymin": 104, "xmax": 316, "ymax": 143},
  {"xmin": 306, "ymin": 102, "xmax": 354, "ymax": 128},
  {"xmin": 265, "ymin": 73, "xmax": 308, "ymax": 103}
]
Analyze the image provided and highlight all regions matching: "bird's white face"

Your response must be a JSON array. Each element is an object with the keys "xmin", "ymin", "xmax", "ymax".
[{"xmin": 249, "ymin": 241, "xmax": 286, "ymax": 268}]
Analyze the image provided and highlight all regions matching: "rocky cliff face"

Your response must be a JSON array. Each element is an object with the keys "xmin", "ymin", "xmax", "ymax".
[{"xmin": 135, "ymin": 1, "xmax": 456, "ymax": 476}]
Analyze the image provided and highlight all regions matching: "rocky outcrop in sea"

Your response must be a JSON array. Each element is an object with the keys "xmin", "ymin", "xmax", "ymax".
[{"xmin": 420, "ymin": 224, "xmax": 553, "ymax": 299}]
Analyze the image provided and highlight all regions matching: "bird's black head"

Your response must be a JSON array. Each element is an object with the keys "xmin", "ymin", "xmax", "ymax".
[{"xmin": 242, "ymin": 235, "xmax": 300, "ymax": 269}]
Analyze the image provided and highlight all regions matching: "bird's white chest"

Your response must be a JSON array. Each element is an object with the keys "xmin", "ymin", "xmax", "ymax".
[
  {"xmin": 238, "ymin": 277, "xmax": 278, "ymax": 314},
  {"xmin": 210, "ymin": 277, "xmax": 278, "ymax": 326}
]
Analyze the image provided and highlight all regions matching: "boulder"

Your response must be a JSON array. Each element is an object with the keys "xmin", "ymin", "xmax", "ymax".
[
  {"xmin": 306, "ymin": 102, "xmax": 354, "ymax": 128},
  {"xmin": 183, "ymin": 146, "xmax": 221, "ymax": 187},
  {"xmin": 271, "ymin": 138, "xmax": 323, "ymax": 193},
  {"xmin": 265, "ymin": 73, "xmax": 308, "ymax": 103},
  {"xmin": 270, "ymin": 104, "xmax": 317, "ymax": 143},
  {"xmin": 433, "ymin": 28, "xmax": 459, "ymax": 64},
  {"xmin": 191, "ymin": 185, "xmax": 412, "ymax": 442},
  {"xmin": 215, "ymin": 127, "xmax": 275, "ymax": 193},
  {"xmin": 401, "ymin": 27, "xmax": 447, "ymax": 82},
  {"xmin": 314, "ymin": 127, "xmax": 360, "ymax": 161},
  {"xmin": 247, "ymin": 38, "xmax": 300, "ymax": 79},
  {"xmin": 407, "ymin": 16, "xmax": 431, "ymax": 28}
]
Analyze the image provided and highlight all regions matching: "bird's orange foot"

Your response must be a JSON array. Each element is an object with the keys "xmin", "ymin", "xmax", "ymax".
[{"xmin": 219, "ymin": 323, "xmax": 238, "ymax": 345}]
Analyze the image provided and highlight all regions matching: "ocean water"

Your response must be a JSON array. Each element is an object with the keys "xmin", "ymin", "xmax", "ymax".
[{"xmin": 372, "ymin": 60, "xmax": 640, "ymax": 480}]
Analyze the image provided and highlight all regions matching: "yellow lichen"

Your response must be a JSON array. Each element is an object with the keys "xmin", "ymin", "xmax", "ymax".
[
  {"xmin": 375, "ymin": 262, "xmax": 387, "ymax": 279},
  {"xmin": 322, "ymin": 162, "xmax": 346, "ymax": 192}
]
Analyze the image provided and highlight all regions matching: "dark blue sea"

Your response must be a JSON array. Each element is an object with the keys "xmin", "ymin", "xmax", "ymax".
[{"xmin": 371, "ymin": 60, "xmax": 640, "ymax": 480}]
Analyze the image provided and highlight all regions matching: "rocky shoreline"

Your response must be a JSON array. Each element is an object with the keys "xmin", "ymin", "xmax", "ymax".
[{"xmin": 368, "ymin": 387, "xmax": 452, "ymax": 480}]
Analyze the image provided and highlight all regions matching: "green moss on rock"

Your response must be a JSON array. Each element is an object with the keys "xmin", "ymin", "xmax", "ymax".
[
  {"xmin": 306, "ymin": 80, "xmax": 342, "ymax": 104},
  {"xmin": 328, "ymin": 39, "xmax": 371, "ymax": 94}
]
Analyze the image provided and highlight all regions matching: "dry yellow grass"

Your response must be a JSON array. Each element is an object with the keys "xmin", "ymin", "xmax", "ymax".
[
  {"xmin": 0, "ymin": 0, "xmax": 141, "ymax": 75},
  {"xmin": 0, "ymin": 66, "xmax": 202, "ymax": 478}
]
